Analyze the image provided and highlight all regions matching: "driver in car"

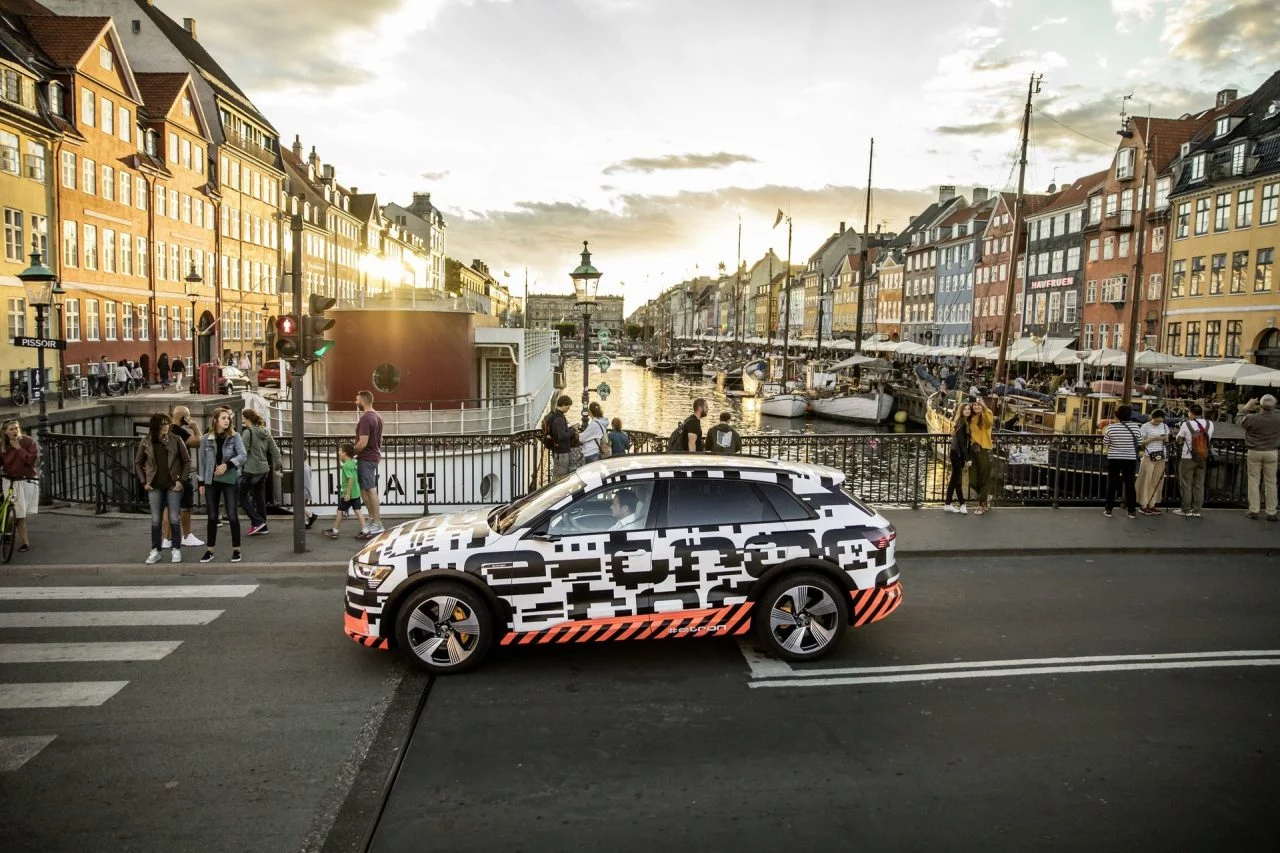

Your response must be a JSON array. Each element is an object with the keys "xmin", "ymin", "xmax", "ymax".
[{"xmin": 609, "ymin": 489, "xmax": 642, "ymax": 531}]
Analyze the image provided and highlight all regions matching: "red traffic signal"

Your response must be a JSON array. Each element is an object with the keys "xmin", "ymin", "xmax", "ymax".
[{"xmin": 275, "ymin": 314, "xmax": 301, "ymax": 359}]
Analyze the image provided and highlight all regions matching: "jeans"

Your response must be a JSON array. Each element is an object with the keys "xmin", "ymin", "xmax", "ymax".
[
  {"xmin": 552, "ymin": 452, "xmax": 571, "ymax": 479},
  {"xmin": 148, "ymin": 487, "xmax": 182, "ymax": 550},
  {"xmin": 945, "ymin": 453, "xmax": 966, "ymax": 505},
  {"xmin": 239, "ymin": 471, "xmax": 268, "ymax": 527},
  {"xmin": 1246, "ymin": 449, "xmax": 1278, "ymax": 516},
  {"xmin": 205, "ymin": 479, "xmax": 241, "ymax": 548},
  {"xmin": 1105, "ymin": 459, "xmax": 1137, "ymax": 514},
  {"xmin": 1178, "ymin": 457, "xmax": 1207, "ymax": 513}
]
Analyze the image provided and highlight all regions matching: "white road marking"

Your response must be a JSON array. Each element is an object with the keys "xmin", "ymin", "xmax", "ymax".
[
  {"xmin": 0, "ymin": 610, "xmax": 224, "ymax": 628},
  {"xmin": 0, "ymin": 735, "xmax": 56, "ymax": 772},
  {"xmin": 750, "ymin": 658, "xmax": 1280, "ymax": 689},
  {"xmin": 0, "ymin": 642, "xmax": 182, "ymax": 663},
  {"xmin": 734, "ymin": 637, "xmax": 794, "ymax": 678},
  {"xmin": 0, "ymin": 585, "xmax": 258, "ymax": 600},
  {"xmin": 0, "ymin": 681, "xmax": 129, "ymax": 708},
  {"xmin": 754, "ymin": 649, "xmax": 1280, "ymax": 679}
]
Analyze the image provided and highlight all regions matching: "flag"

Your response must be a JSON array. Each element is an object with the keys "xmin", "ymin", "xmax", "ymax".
[
  {"xmin": 773, "ymin": 209, "xmax": 784, "ymax": 228},
  {"xmin": 503, "ymin": 271, "xmax": 510, "ymax": 277}
]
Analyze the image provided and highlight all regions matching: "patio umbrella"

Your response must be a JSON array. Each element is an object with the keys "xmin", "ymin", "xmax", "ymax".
[
  {"xmin": 1086, "ymin": 348, "xmax": 1128, "ymax": 367},
  {"xmin": 1172, "ymin": 360, "xmax": 1280, "ymax": 387},
  {"xmin": 830, "ymin": 354, "xmax": 890, "ymax": 371},
  {"xmin": 1132, "ymin": 349, "xmax": 1200, "ymax": 371}
]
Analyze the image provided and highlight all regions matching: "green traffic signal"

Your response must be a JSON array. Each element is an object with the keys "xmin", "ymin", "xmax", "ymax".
[{"xmin": 303, "ymin": 293, "xmax": 337, "ymax": 361}]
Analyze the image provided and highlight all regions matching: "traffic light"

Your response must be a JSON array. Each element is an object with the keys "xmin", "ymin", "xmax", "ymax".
[
  {"xmin": 304, "ymin": 294, "xmax": 337, "ymax": 361},
  {"xmin": 275, "ymin": 314, "xmax": 301, "ymax": 360}
]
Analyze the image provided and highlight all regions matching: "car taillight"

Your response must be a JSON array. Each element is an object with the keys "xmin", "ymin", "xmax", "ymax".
[{"xmin": 871, "ymin": 528, "xmax": 896, "ymax": 550}]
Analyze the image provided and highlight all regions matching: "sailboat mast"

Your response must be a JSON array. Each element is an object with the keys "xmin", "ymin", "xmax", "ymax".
[
  {"xmin": 855, "ymin": 137, "xmax": 874, "ymax": 354},
  {"xmin": 735, "ymin": 217, "xmax": 742, "ymax": 349},
  {"xmin": 765, "ymin": 252, "xmax": 774, "ymax": 353},
  {"xmin": 994, "ymin": 72, "xmax": 1041, "ymax": 391},
  {"xmin": 1121, "ymin": 114, "xmax": 1153, "ymax": 406},
  {"xmin": 782, "ymin": 217, "xmax": 793, "ymax": 387}
]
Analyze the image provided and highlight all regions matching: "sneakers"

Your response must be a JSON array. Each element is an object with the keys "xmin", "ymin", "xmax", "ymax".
[
  {"xmin": 161, "ymin": 538, "xmax": 172, "ymax": 549},
  {"xmin": 171, "ymin": 549, "xmax": 182, "ymax": 563},
  {"xmin": 1190, "ymin": 512, "xmax": 1203, "ymax": 518},
  {"xmin": 324, "ymin": 528, "xmax": 341, "ymax": 539},
  {"xmin": 1103, "ymin": 510, "xmax": 1113, "ymax": 518},
  {"xmin": 1246, "ymin": 512, "xmax": 1259, "ymax": 520},
  {"xmin": 145, "ymin": 548, "xmax": 162, "ymax": 564},
  {"xmin": 200, "ymin": 550, "xmax": 215, "ymax": 563},
  {"xmin": 1268, "ymin": 515, "xmax": 1278, "ymax": 522},
  {"xmin": 305, "ymin": 512, "xmax": 318, "ymax": 530},
  {"xmin": 231, "ymin": 550, "xmax": 242, "ymax": 563},
  {"xmin": 1172, "ymin": 508, "xmax": 1190, "ymax": 516},
  {"xmin": 182, "ymin": 533, "xmax": 205, "ymax": 547},
  {"xmin": 1127, "ymin": 512, "xmax": 1136, "ymax": 519},
  {"xmin": 255, "ymin": 524, "xmax": 268, "ymax": 535},
  {"xmin": 957, "ymin": 504, "xmax": 968, "ymax": 515},
  {"xmin": 943, "ymin": 504, "xmax": 958, "ymax": 513},
  {"xmin": 247, "ymin": 523, "xmax": 267, "ymax": 536},
  {"xmin": 1139, "ymin": 507, "xmax": 1161, "ymax": 516}
]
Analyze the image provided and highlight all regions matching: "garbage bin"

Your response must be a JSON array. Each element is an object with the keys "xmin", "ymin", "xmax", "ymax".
[{"xmin": 199, "ymin": 362, "xmax": 218, "ymax": 395}]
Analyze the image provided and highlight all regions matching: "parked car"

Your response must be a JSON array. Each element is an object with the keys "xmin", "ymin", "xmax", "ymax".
[
  {"xmin": 344, "ymin": 455, "xmax": 901, "ymax": 673},
  {"xmin": 257, "ymin": 360, "xmax": 284, "ymax": 388},
  {"xmin": 218, "ymin": 365, "xmax": 252, "ymax": 394}
]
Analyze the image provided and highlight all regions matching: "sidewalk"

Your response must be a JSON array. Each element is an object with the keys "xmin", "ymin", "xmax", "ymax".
[{"xmin": 2, "ymin": 504, "xmax": 1274, "ymax": 576}]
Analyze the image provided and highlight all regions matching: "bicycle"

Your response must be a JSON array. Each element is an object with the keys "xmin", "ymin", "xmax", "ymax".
[
  {"xmin": 0, "ymin": 477, "xmax": 38, "ymax": 563},
  {"xmin": 6, "ymin": 383, "xmax": 31, "ymax": 408}
]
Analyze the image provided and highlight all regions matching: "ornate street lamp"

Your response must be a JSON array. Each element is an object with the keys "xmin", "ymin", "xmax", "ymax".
[
  {"xmin": 185, "ymin": 261, "xmax": 203, "ymax": 393},
  {"xmin": 570, "ymin": 240, "xmax": 602, "ymax": 425},
  {"xmin": 16, "ymin": 236, "xmax": 61, "ymax": 440}
]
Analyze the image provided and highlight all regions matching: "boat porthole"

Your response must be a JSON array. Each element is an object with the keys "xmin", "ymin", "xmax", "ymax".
[{"xmin": 372, "ymin": 363, "xmax": 401, "ymax": 393}]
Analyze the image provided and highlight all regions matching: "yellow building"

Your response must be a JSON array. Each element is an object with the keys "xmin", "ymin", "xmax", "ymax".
[
  {"xmin": 1, "ymin": 28, "xmax": 61, "ymax": 396},
  {"xmin": 1164, "ymin": 78, "xmax": 1280, "ymax": 368}
]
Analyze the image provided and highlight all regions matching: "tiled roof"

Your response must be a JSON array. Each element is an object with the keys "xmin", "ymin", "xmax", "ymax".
[
  {"xmin": 134, "ymin": 71, "xmax": 188, "ymax": 118},
  {"xmin": 1133, "ymin": 117, "xmax": 1204, "ymax": 174},
  {"xmin": 0, "ymin": 0, "xmax": 55, "ymax": 16},
  {"xmin": 1171, "ymin": 70, "xmax": 1280, "ymax": 195},
  {"xmin": 20, "ymin": 14, "xmax": 108, "ymax": 68},
  {"xmin": 349, "ymin": 193, "xmax": 380, "ymax": 224},
  {"xmin": 1030, "ymin": 169, "xmax": 1106, "ymax": 216}
]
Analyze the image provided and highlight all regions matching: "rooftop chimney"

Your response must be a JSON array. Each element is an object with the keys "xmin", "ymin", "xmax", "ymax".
[
  {"xmin": 183, "ymin": 18, "xmax": 197, "ymax": 40},
  {"xmin": 972, "ymin": 187, "xmax": 989, "ymax": 204},
  {"xmin": 308, "ymin": 146, "xmax": 320, "ymax": 171},
  {"xmin": 908, "ymin": 215, "xmax": 917, "ymax": 225},
  {"xmin": 839, "ymin": 221, "xmax": 846, "ymax": 233},
  {"xmin": 291, "ymin": 134, "xmax": 302, "ymax": 159},
  {"xmin": 1216, "ymin": 88, "xmax": 1238, "ymax": 108},
  {"xmin": 938, "ymin": 185, "xmax": 956, "ymax": 203},
  {"xmin": 322, "ymin": 164, "xmax": 334, "ymax": 183}
]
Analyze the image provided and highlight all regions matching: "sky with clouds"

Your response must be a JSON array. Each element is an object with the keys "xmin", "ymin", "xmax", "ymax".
[{"xmin": 170, "ymin": 0, "xmax": 1279, "ymax": 310}]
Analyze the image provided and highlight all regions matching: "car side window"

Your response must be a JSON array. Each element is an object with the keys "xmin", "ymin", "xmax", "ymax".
[
  {"xmin": 665, "ymin": 480, "xmax": 780, "ymax": 527},
  {"xmin": 546, "ymin": 482, "xmax": 655, "ymax": 535},
  {"xmin": 758, "ymin": 483, "xmax": 812, "ymax": 521}
]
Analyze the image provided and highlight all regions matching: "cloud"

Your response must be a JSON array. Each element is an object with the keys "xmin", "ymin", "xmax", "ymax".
[
  {"xmin": 1112, "ymin": 0, "xmax": 1161, "ymax": 31},
  {"xmin": 1161, "ymin": 0, "xmax": 1280, "ymax": 71},
  {"xmin": 937, "ymin": 120, "xmax": 1012, "ymax": 136},
  {"xmin": 602, "ymin": 152, "xmax": 760, "ymax": 175},
  {"xmin": 1031, "ymin": 16, "xmax": 1069, "ymax": 31},
  {"xmin": 420, "ymin": 170, "xmax": 450, "ymax": 181}
]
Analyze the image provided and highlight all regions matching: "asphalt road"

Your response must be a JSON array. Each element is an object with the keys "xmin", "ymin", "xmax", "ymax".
[
  {"xmin": 368, "ymin": 554, "xmax": 1280, "ymax": 853},
  {"xmin": 0, "ymin": 572, "xmax": 412, "ymax": 853}
]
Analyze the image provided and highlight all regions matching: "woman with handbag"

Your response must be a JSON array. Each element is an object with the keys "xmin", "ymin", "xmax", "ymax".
[
  {"xmin": 1136, "ymin": 409, "xmax": 1170, "ymax": 516},
  {"xmin": 134, "ymin": 412, "xmax": 189, "ymax": 564},
  {"xmin": 944, "ymin": 403, "xmax": 973, "ymax": 514},
  {"xmin": 197, "ymin": 406, "xmax": 247, "ymax": 563}
]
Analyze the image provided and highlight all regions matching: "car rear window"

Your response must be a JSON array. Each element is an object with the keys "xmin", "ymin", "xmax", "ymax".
[
  {"xmin": 666, "ymin": 480, "xmax": 779, "ymax": 527},
  {"xmin": 758, "ymin": 483, "xmax": 813, "ymax": 521}
]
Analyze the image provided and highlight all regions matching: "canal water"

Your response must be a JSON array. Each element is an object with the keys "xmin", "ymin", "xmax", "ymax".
[{"xmin": 563, "ymin": 358, "xmax": 922, "ymax": 436}]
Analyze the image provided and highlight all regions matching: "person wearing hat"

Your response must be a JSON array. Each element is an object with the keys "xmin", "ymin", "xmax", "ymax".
[{"xmin": 1237, "ymin": 394, "xmax": 1279, "ymax": 520}]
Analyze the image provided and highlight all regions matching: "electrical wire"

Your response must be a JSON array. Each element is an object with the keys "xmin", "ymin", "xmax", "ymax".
[{"xmin": 1032, "ymin": 105, "xmax": 1116, "ymax": 149}]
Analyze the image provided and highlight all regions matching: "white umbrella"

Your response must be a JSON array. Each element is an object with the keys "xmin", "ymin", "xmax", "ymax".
[
  {"xmin": 1133, "ymin": 349, "xmax": 1200, "ymax": 371},
  {"xmin": 1086, "ymin": 348, "xmax": 1128, "ymax": 367},
  {"xmin": 896, "ymin": 341, "xmax": 928, "ymax": 356},
  {"xmin": 830, "ymin": 354, "xmax": 890, "ymax": 371},
  {"xmin": 1173, "ymin": 360, "xmax": 1280, "ymax": 387},
  {"xmin": 830, "ymin": 339, "xmax": 856, "ymax": 351},
  {"xmin": 970, "ymin": 346, "xmax": 1001, "ymax": 360}
]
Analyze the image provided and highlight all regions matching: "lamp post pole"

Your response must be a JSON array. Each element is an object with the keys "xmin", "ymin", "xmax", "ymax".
[
  {"xmin": 185, "ymin": 262, "xmax": 203, "ymax": 393},
  {"xmin": 570, "ymin": 241, "xmax": 602, "ymax": 428},
  {"xmin": 17, "ymin": 239, "xmax": 60, "ymax": 506}
]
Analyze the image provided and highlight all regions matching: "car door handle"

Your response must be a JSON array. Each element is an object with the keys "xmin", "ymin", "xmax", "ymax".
[{"xmin": 613, "ymin": 549, "xmax": 649, "ymax": 557}]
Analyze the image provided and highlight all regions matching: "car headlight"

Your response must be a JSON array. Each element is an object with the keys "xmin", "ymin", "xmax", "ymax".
[{"xmin": 351, "ymin": 562, "xmax": 394, "ymax": 584}]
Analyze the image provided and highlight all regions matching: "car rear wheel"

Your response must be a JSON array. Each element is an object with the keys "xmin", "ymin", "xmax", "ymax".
[
  {"xmin": 754, "ymin": 572, "xmax": 848, "ymax": 662},
  {"xmin": 395, "ymin": 582, "xmax": 494, "ymax": 674}
]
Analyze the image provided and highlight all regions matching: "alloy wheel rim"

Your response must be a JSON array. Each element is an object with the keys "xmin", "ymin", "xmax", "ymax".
[
  {"xmin": 768, "ymin": 584, "xmax": 839, "ymax": 655},
  {"xmin": 405, "ymin": 595, "xmax": 482, "ymax": 666}
]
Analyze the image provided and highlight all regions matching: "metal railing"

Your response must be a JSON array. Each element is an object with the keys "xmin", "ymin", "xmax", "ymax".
[
  {"xmin": 39, "ymin": 429, "xmax": 1255, "ymax": 514},
  {"xmin": 260, "ymin": 394, "xmax": 547, "ymax": 437}
]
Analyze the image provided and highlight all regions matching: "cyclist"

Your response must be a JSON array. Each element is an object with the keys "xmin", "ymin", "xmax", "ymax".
[{"xmin": 1, "ymin": 419, "xmax": 40, "ymax": 553}]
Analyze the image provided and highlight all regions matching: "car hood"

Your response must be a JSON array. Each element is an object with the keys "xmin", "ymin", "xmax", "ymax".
[{"xmin": 355, "ymin": 509, "xmax": 497, "ymax": 563}]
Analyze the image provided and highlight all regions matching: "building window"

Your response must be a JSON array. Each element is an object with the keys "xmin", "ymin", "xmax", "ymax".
[
  {"xmin": 1166, "ymin": 322, "xmax": 1181, "ymax": 356},
  {"xmin": 99, "ymin": 45, "xmax": 112, "ymax": 70},
  {"xmin": 157, "ymin": 306, "xmax": 168, "ymax": 340},
  {"xmin": 2, "ymin": 208, "xmax": 21, "ymax": 261},
  {"xmin": 1230, "ymin": 251, "xmax": 1249, "ymax": 293},
  {"xmin": 1231, "ymin": 142, "xmax": 1247, "ymax": 176},
  {"xmin": 102, "ymin": 228, "xmax": 115, "ymax": 272},
  {"xmin": 0, "ymin": 131, "xmax": 18, "ymax": 174},
  {"xmin": 1175, "ymin": 202, "xmax": 1190, "ymax": 238},
  {"xmin": 1184, "ymin": 322, "xmax": 1200, "ymax": 357},
  {"xmin": 1194, "ymin": 197, "xmax": 1209, "ymax": 235},
  {"xmin": 62, "ymin": 219, "xmax": 77, "ymax": 267},
  {"xmin": 1171, "ymin": 260, "xmax": 1186, "ymax": 297},
  {"xmin": 1204, "ymin": 320, "xmax": 1220, "ymax": 358},
  {"xmin": 1262, "ymin": 183, "xmax": 1279, "ymax": 226},
  {"xmin": 1118, "ymin": 233, "xmax": 1130, "ymax": 258},
  {"xmin": 86, "ymin": 299, "xmax": 99, "ymax": 340},
  {"xmin": 1116, "ymin": 148, "xmax": 1136, "ymax": 180},
  {"xmin": 1189, "ymin": 256, "xmax": 1204, "ymax": 296},
  {"xmin": 82, "ymin": 158, "xmax": 96, "ymax": 195},
  {"xmin": 1154, "ymin": 177, "xmax": 1171, "ymax": 210},
  {"xmin": 1237, "ymin": 188, "xmax": 1254, "ymax": 227},
  {"xmin": 181, "ymin": 138, "xmax": 191, "ymax": 170},
  {"xmin": 137, "ymin": 303, "xmax": 148, "ymax": 341},
  {"xmin": 83, "ymin": 224, "xmax": 97, "ymax": 270},
  {"xmin": 101, "ymin": 165, "xmax": 114, "ymax": 201},
  {"xmin": 60, "ymin": 150, "xmax": 75, "ymax": 189},
  {"xmin": 1151, "ymin": 225, "xmax": 1165, "ymax": 253},
  {"xmin": 1147, "ymin": 273, "xmax": 1162, "ymax": 300},
  {"xmin": 118, "ymin": 169, "xmax": 130, "ymax": 206},
  {"xmin": 181, "ymin": 194, "xmax": 191, "ymax": 223},
  {"xmin": 136, "ymin": 175, "xmax": 146, "ymax": 210},
  {"xmin": 1098, "ymin": 324, "xmax": 1109, "ymax": 350},
  {"xmin": 1209, "ymin": 253, "xmax": 1226, "ymax": 295},
  {"xmin": 168, "ymin": 189, "xmax": 178, "ymax": 218},
  {"xmin": 118, "ymin": 106, "xmax": 130, "ymax": 143},
  {"xmin": 30, "ymin": 214, "xmax": 45, "ymax": 259},
  {"xmin": 64, "ymin": 298, "xmax": 79, "ymax": 341},
  {"xmin": 1216, "ymin": 117, "xmax": 1229, "ymax": 137},
  {"xmin": 120, "ymin": 231, "xmax": 132, "ymax": 276},
  {"xmin": 1189, "ymin": 153, "xmax": 1205, "ymax": 182},
  {"xmin": 156, "ymin": 184, "xmax": 166, "ymax": 217},
  {"xmin": 1225, "ymin": 320, "xmax": 1243, "ymax": 358},
  {"xmin": 1256, "ymin": 248, "xmax": 1274, "ymax": 293},
  {"xmin": 168, "ymin": 132, "xmax": 178, "ymax": 164},
  {"xmin": 1088, "ymin": 239, "xmax": 1099, "ymax": 262},
  {"xmin": 1083, "ymin": 323, "xmax": 1094, "ymax": 350},
  {"xmin": 1103, "ymin": 236, "xmax": 1115, "ymax": 260},
  {"xmin": 1088, "ymin": 195, "xmax": 1102, "ymax": 224},
  {"xmin": 1066, "ymin": 246, "xmax": 1081, "ymax": 271},
  {"xmin": 136, "ymin": 236, "xmax": 147, "ymax": 278},
  {"xmin": 121, "ymin": 302, "xmax": 132, "ymax": 340},
  {"xmin": 171, "ymin": 306, "xmax": 182, "ymax": 340},
  {"xmin": 1063, "ymin": 289, "xmax": 1077, "ymax": 323},
  {"xmin": 81, "ymin": 87, "xmax": 94, "ymax": 127},
  {"xmin": 155, "ymin": 240, "xmax": 167, "ymax": 281},
  {"xmin": 7, "ymin": 298, "xmax": 24, "ymax": 340},
  {"xmin": 1214, "ymin": 192, "xmax": 1230, "ymax": 231},
  {"xmin": 101, "ymin": 97, "xmax": 113, "ymax": 135},
  {"xmin": 105, "ymin": 301, "xmax": 117, "ymax": 340},
  {"xmin": 182, "ymin": 306, "xmax": 192, "ymax": 339}
]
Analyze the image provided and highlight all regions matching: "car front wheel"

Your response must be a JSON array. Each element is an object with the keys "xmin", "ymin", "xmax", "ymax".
[
  {"xmin": 754, "ymin": 572, "xmax": 849, "ymax": 663},
  {"xmin": 395, "ymin": 582, "xmax": 494, "ymax": 674}
]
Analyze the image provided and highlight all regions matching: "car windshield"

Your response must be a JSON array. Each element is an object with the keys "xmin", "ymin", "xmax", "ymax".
[{"xmin": 490, "ymin": 474, "xmax": 584, "ymax": 534}]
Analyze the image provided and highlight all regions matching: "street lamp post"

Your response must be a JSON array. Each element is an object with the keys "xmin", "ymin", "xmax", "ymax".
[
  {"xmin": 185, "ymin": 261, "xmax": 203, "ymax": 393},
  {"xmin": 570, "ymin": 241, "xmax": 602, "ymax": 426},
  {"xmin": 16, "ymin": 237, "xmax": 60, "ymax": 441}
]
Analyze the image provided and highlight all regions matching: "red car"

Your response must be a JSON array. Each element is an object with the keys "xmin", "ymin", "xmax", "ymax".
[{"xmin": 257, "ymin": 360, "xmax": 283, "ymax": 388}]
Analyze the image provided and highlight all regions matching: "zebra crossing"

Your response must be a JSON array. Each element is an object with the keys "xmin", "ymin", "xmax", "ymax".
[{"xmin": 0, "ymin": 583, "xmax": 259, "ymax": 772}]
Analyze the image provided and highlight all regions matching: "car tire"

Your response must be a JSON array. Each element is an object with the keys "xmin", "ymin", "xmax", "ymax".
[
  {"xmin": 395, "ymin": 582, "xmax": 495, "ymax": 674},
  {"xmin": 754, "ymin": 572, "xmax": 849, "ymax": 663}
]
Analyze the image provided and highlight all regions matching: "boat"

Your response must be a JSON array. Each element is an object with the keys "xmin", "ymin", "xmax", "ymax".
[
  {"xmin": 718, "ymin": 363, "xmax": 745, "ymax": 395},
  {"xmin": 761, "ymin": 214, "xmax": 805, "ymax": 418},
  {"xmin": 675, "ymin": 348, "xmax": 704, "ymax": 374},
  {"xmin": 633, "ymin": 355, "xmax": 649, "ymax": 368},
  {"xmin": 650, "ymin": 358, "xmax": 676, "ymax": 374},
  {"xmin": 809, "ymin": 355, "xmax": 895, "ymax": 424},
  {"xmin": 761, "ymin": 393, "xmax": 809, "ymax": 418},
  {"xmin": 701, "ymin": 363, "xmax": 720, "ymax": 379}
]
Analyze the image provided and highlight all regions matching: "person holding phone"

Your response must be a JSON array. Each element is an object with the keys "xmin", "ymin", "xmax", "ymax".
[
  {"xmin": 967, "ymin": 398, "xmax": 994, "ymax": 515},
  {"xmin": 135, "ymin": 413, "xmax": 189, "ymax": 564}
]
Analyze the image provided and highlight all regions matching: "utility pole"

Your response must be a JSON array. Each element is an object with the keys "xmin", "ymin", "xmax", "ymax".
[
  {"xmin": 994, "ymin": 72, "xmax": 1042, "ymax": 392},
  {"xmin": 1121, "ymin": 117, "xmax": 1153, "ymax": 406},
  {"xmin": 855, "ymin": 137, "xmax": 874, "ymax": 353},
  {"xmin": 289, "ymin": 213, "xmax": 307, "ymax": 554}
]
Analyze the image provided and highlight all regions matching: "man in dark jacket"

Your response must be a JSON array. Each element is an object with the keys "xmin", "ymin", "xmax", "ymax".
[
  {"xmin": 547, "ymin": 396, "xmax": 575, "ymax": 479},
  {"xmin": 706, "ymin": 412, "xmax": 742, "ymax": 454}
]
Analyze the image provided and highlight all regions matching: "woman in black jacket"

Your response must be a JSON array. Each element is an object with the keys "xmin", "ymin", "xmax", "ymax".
[{"xmin": 944, "ymin": 403, "xmax": 972, "ymax": 514}]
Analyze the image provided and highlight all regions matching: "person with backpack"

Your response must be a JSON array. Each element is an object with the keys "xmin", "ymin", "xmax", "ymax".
[
  {"xmin": 668, "ymin": 398, "xmax": 707, "ymax": 453},
  {"xmin": 1102, "ymin": 405, "xmax": 1142, "ymax": 519},
  {"xmin": 1174, "ymin": 402, "xmax": 1213, "ymax": 518},
  {"xmin": 577, "ymin": 402, "xmax": 611, "ymax": 466},
  {"xmin": 239, "ymin": 408, "xmax": 281, "ymax": 536},
  {"xmin": 706, "ymin": 412, "xmax": 743, "ymax": 454},
  {"xmin": 543, "ymin": 396, "xmax": 575, "ymax": 479},
  {"xmin": 607, "ymin": 418, "xmax": 631, "ymax": 456}
]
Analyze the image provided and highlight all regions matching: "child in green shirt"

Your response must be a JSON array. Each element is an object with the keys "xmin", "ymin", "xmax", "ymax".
[{"xmin": 325, "ymin": 442, "xmax": 366, "ymax": 539}]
